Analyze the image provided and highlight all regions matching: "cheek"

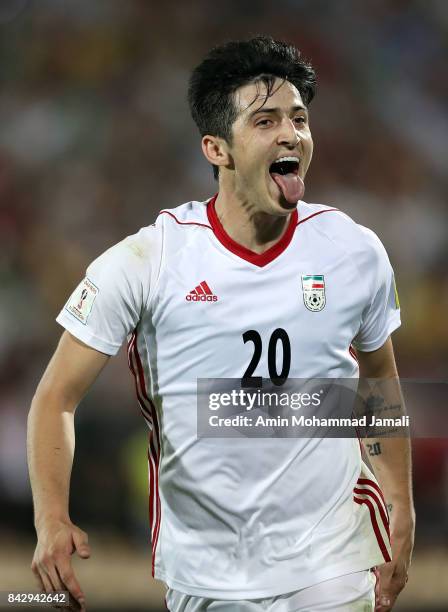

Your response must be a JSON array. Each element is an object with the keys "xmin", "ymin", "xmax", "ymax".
[
  {"xmin": 304, "ymin": 131, "xmax": 313, "ymax": 152},
  {"xmin": 237, "ymin": 152, "xmax": 264, "ymax": 180},
  {"xmin": 231, "ymin": 136, "xmax": 268, "ymax": 185},
  {"xmin": 303, "ymin": 135, "xmax": 314, "ymax": 166}
]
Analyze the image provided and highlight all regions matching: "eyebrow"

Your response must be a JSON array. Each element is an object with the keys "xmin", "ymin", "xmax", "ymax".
[{"xmin": 248, "ymin": 105, "xmax": 308, "ymax": 118}]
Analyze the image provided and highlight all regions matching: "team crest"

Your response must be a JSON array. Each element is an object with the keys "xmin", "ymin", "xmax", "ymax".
[{"xmin": 301, "ymin": 274, "xmax": 326, "ymax": 312}]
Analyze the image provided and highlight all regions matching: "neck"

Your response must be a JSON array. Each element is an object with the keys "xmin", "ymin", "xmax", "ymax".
[{"xmin": 214, "ymin": 186, "xmax": 292, "ymax": 255}]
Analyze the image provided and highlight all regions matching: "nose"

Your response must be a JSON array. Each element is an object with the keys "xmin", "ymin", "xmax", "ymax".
[{"xmin": 277, "ymin": 117, "xmax": 300, "ymax": 148}]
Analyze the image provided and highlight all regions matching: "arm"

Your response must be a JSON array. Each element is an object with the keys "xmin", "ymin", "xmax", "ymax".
[
  {"xmin": 27, "ymin": 331, "xmax": 110, "ymax": 611},
  {"xmin": 356, "ymin": 337, "xmax": 415, "ymax": 612}
]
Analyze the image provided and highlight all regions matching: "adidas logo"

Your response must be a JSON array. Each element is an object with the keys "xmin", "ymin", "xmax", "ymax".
[{"xmin": 186, "ymin": 281, "xmax": 218, "ymax": 302}]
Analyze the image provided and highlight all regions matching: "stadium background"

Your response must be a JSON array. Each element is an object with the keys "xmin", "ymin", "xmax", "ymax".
[{"xmin": 0, "ymin": 0, "xmax": 447, "ymax": 610}]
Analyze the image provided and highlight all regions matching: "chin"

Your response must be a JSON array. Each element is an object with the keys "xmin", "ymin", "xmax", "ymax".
[
  {"xmin": 279, "ymin": 196, "xmax": 298, "ymax": 211},
  {"xmin": 269, "ymin": 193, "xmax": 297, "ymax": 215}
]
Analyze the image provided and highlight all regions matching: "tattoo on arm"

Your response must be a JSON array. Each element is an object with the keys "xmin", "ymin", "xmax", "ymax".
[
  {"xmin": 387, "ymin": 503, "xmax": 393, "ymax": 514},
  {"xmin": 367, "ymin": 442, "xmax": 382, "ymax": 456}
]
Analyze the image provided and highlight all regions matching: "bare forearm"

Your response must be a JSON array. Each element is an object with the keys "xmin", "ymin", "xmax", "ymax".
[
  {"xmin": 362, "ymin": 436, "xmax": 414, "ymax": 515},
  {"xmin": 360, "ymin": 377, "xmax": 414, "ymax": 515},
  {"xmin": 27, "ymin": 392, "xmax": 76, "ymax": 529},
  {"xmin": 357, "ymin": 340, "xmax": 414, "ymax": 609},
  {"xmin": 27, "ymin": 333, "xmax": 109, "ymax": 605},
  {"xmin": 357, "ymin": 341, "xmax": 414, "ymax": 515}
]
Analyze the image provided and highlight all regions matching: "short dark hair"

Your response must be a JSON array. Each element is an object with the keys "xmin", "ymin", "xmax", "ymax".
[{"xmin": 188, "ymin": 36, "xmax": 316, "ymax": 180}]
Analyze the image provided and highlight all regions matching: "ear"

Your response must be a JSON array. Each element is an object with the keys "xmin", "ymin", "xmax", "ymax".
[{"xmin": 201, "ymin": 135, "xmax": 231, "ymax": 169}]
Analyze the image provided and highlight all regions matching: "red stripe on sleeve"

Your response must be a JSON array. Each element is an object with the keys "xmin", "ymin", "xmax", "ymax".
[
  {"xmin": 354, "ymin": 487, "xmax": 390, "ymax": 538},
  {"xmin": 357, "ymin": 478, "xmax": 387, "ymax": 508},
  {"xmin": 354, "ymin": 497, "xmax": 391, "ymax": 562}
]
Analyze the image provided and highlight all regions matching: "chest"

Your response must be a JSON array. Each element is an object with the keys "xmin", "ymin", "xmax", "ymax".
[{"xmin": 147, "ymin": 234, "xmax": 365, "ymax": 379}]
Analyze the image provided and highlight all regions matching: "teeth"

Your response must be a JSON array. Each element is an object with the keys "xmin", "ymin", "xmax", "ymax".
[{"xmin": 273, "ymin": 156, "xmax": 300, "ymax": 164}]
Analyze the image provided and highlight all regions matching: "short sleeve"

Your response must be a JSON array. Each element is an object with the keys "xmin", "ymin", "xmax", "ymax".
[
  {"xmin": 56, "ymin": 227, "xmax": 155, "ymax": 355},
  {"xmin": 352, "ymin": 227, "xmax": 401, "ymax": 352}
]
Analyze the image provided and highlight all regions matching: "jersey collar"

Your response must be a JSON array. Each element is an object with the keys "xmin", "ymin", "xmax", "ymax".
[{"xmin": 206, "ymin": 194, "xmax": 298, "ymax": 267}]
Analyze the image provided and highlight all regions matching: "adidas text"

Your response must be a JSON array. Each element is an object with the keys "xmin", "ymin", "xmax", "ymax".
[{"xmin": 186, "ymin": 294, "xmax": 218, "ymax": 302}]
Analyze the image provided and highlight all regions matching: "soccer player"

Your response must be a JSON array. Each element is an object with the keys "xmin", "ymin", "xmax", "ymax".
[{"xmin": 28, "ymin": 37, "xmax": 415, "ymax": 611}]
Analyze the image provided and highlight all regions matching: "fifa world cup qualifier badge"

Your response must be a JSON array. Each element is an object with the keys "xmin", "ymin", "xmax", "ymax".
[
  {"xmin": 301, "ymin": 274, "xmax": 326, "ymax": 311},
  {"xmin": 65, "ymin": 277, "xmax": 99, "ymax": 324}
]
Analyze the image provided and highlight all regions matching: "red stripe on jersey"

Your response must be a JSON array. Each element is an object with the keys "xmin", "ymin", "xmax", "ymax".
[
  {"xmin": 132, "ymin": 339, "xmax": 159, "ymax": 439},
  {"xmin": 297, "ymin": 208, "xmax": 340, "ymax": 226},
  {"xmin": 200, "ymin": 280, "xmax": 213, "ymax": 295},
  {"xmin": 311, "ymin": 283, "xmax": 324, "ymax": 288},
  {"xmin": 354, "ymin": 487, "xmax": 390, "ymax": 538},
  {"xmin": 207, "ymin": 194, "xmax": 298, "ymax": 267},
  {"xmin": 127, "ymin": 334, "xmax": 158, "ymax": 560},
  {"xmin": 159, "ymin": 210, "xmax": 212, "ymax": 230},
  {"xmin": 354, "ymin": 496, "xmax": 391, "ymax": 562},
  {"xmin": 132, "ymin": 337, "xmax": 161, "ymax": 576},
  {"xmin": 357, "ymin": 478, "xmax": 387, "ymax": 508},
  {"xmin": 349, "ymin": 345, "xmax": 359, "ymax": 364},
  {"xmin": 128, "ymin": 330, "xmax": 162, "ymax": 576},
  {"xmin": 127, "ymin": 334, "xmax": 153, "ymax": 426}
]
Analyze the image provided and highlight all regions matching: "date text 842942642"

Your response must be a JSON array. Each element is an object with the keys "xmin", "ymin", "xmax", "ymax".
[{"xmin": 1, "ymin": 592, "xmax": 68, "ymax": 607}]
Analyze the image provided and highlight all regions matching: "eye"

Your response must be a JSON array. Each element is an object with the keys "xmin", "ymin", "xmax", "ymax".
[
  {"xmin": 294, "ymin": 116, "xmax": 306, "ymax": 125},
  {"xmin": 256, "ymin": 119, "xmax": 273, "ymax": 127}
]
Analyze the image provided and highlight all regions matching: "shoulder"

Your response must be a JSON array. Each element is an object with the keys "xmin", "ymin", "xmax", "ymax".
[
  {"xmin": 93, "ymin": 197, "xmax": 212, "ymax": 274},
  {"xmin": 297, "ymin": 201, "xmax": 386, "ymax": 261},
  {"xmin": 156, "ymin": 199, "xmax": 211, "ymax": 229},
  {"xmin": 82, "ymin": 225, "xmax": 161, "ymax": 311},
  {"xmin": 91, "ymin": 224, "xmax": 160, "ymax": 273}
]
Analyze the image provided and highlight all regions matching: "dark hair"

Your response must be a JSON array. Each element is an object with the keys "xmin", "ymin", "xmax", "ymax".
[{"xmin": 188, "ymin": 36, "xmax": 316, "ymax": 180}]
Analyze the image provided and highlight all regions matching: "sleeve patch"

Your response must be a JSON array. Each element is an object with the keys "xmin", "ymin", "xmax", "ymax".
[{"xmin": 65, "ymin": 278, "xmax": 99, "ymax": 325}]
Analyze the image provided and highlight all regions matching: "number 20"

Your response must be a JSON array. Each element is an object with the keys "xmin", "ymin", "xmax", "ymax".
[{"xmin": 242, "ymin": 328, "xmax": 291, "ymax": 386}]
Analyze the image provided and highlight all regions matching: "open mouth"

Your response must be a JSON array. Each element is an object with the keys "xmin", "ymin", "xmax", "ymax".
[
  {"xmin": 268, "ymin": 156, "xmax": 303, "ymax": 205},
  {"xmin": 269, "ymin": 156, "xmax": 300, "ymax": 177}
]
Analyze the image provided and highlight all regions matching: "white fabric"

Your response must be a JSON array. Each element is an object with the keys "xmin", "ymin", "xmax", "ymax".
[
  {"xmin": 56, "ymin": 198, "xmax": 400, "ymax": 598},
  {"xmin": 165, "ymin": 569, "xmax": 377, "ymax": 611}
]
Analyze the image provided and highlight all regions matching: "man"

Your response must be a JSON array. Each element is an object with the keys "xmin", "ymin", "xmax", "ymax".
[{"xmin": 28, "ymin": 37, "xmax": 414, "ymax": 611}]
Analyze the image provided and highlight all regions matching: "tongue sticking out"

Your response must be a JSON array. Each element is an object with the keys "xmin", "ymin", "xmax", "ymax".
[{"xmin": 271, "ymin": 172, "xmax": 305, "ymax": 204}]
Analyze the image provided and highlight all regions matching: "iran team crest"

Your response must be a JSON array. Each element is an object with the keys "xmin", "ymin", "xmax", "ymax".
[{"xmin": 301, "ymin": 274, "xmax": 326, "ymax": 312}]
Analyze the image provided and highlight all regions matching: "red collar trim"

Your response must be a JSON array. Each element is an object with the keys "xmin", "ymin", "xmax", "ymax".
[{"xmin": 206, "ymin": 194, "xmax": 298, "ymax": 267}]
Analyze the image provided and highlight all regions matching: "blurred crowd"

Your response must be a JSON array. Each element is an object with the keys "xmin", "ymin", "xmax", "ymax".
[{"xmin": 0, "ymin": 0, "xmax": 447, "ymax": 553}]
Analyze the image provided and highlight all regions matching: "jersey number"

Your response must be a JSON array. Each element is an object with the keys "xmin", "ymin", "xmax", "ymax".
[{"xmin": 242, "ymin": 329, "xmax": 291, "ymax": 386}]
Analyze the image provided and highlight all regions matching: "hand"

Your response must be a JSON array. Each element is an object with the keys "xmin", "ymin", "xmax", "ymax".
[
  {"xmin": 31, "ymin": 518, "xmax": 90, "ymax": 611},
  {"xmin": 376, "ymin": 509, "xmax": 415, "ymax": 611}
]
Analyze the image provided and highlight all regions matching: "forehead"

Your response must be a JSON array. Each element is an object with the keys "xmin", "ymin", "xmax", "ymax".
[{"xmin": 233, "ymin": 78, "xmax": 305, "ymax": 116}]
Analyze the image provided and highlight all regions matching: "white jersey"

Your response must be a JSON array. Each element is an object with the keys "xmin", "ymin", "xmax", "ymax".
[{"xmin": 57, "ymin": 195, "xmax": 400, "ymax": 599}]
